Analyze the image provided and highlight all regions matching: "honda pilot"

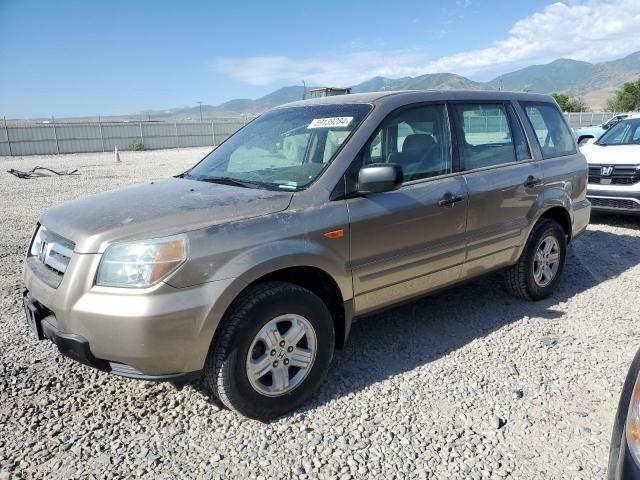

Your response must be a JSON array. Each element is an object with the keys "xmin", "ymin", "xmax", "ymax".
[{"xmin": 23, "ymin": 91, "xmax": 591, "ymax": 419}]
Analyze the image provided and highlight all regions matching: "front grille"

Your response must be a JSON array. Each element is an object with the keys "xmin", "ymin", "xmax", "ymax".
[
  {"xmin": 588, "ymin": 164, "xmax": 640, "ymax": 185},
  {"xmin": 589, "ymin": 176, "xmax": 637, "ymax": 185},
  {"xmin": 589, "ymin": 197, "xmax": 640, "ymax": 210},
  {"xmin": 28, "ymin": 226, "xmax": 75, "ymax": 287}
]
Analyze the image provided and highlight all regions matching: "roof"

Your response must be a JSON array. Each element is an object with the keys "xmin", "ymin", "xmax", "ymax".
[{"xmin": 276, "ymin": 89, "xmax": 555, "ymax": 109}]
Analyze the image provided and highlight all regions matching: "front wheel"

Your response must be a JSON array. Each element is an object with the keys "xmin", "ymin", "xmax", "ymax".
[
  {"xmin": 504, "ymin": 218, "xmax": 567, "ymax": 300},
  {"xmin": 204, "ymin": 281, "xmax": 335, "ymax": 420}
]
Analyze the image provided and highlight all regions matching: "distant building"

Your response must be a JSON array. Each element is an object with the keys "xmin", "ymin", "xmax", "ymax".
[{"xmin": 308, "ymin": 87, "xmax": 351, "ymax": 99}]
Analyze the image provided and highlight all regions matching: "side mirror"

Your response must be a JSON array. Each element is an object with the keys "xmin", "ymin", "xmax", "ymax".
[
  {"xmin": 357, "ymin": 163, "xmax": 403, "ymax": 195},
  {"xmin": 602, "ymin": 123, "xmax": 611, "ymax": 130}
]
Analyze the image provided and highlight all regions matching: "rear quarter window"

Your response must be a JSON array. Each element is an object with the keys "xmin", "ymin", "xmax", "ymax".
[{"xmin": 521, "ymin": 102, "xmax": 576, "ymax": 159}]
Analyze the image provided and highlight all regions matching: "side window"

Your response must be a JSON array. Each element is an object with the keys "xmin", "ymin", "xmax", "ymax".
[
  {"xmin": 363, "ymin": 104, "xmax": 452, "ymax": 182},
  {"xmin": 369, "ymin": 130, "xmax": 383, "ymax": 162},
  {"xmin": 521, "ymin": 102, "xmax": 576, "ymax": 158},
  {"xmin": 508, "ymin": 106, "xmax": 531, "ymax": 161},
  {"xmin": 455, "ymin": 103, "xmax": 521, "ymax": 170}
]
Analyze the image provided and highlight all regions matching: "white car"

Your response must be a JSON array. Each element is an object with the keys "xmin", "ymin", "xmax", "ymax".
[{"xmin": 581, "ymin": 113, "xmax": 640, "ymax": 214}]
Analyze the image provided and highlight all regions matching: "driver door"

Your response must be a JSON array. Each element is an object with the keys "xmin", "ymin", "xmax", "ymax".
[{"xmin": 346, "ymin": 103, "xmax": 468, "ymax": 315}]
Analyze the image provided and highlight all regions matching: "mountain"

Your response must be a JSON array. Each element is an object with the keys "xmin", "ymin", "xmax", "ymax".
[
  {"xmin": 402, "ymin": 73, "xmax": 491, "ymax": 91},
  {"xmin": 489, "ymin": 52, "xmax": 640, "ymax": 108},
  {"xmin": 138, "ymin": 50, "xmax": 640, "ymax": 119},
  {"xmin": 350, "ymin": 76, "xmax": 409, "ymax": 93},
  {"xmin": 488, "ymin": 58, "xmax": 595, "ymax": 93},
  {"xmin": 217, "ymin": 86, "xmax": 308, "ymax": 113},
  {"xmin": 351, "ymin": 73, "xmax": 489, "ymax": 93},
  {"xmin": 165, "ymin": 86, "xmax": 309, "ymax": 118},
  {"xmin": 199, "ymin": 73, "xmax": 490, "ymax": 115}
]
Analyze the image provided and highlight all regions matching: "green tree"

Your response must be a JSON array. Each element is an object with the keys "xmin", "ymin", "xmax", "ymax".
[
  {"xmin": 607, "ymin": 79, "xmax": 640, "ymax": 111},
  {"xmin": 552, "ymin": 93, "xmax": 589, "ymax": 112},
  {"xmin": 552, "ymin": 93, "xmax": 571, "ymax": 111}
]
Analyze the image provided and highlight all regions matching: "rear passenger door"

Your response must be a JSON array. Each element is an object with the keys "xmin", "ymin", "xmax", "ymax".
[
  {"xmin": 518, "ymin": 102, "xmax": 584, "ymax": 210},
  {"xmin": 451, "ymin": 102, "xmax": 543, "ymax": 277}
]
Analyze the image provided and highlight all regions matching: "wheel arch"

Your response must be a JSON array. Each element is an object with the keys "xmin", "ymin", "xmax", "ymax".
[
  {"xmin": 244, "ymin": 266, "xmax": 350, "ymax": 349},
  {"xmin": 203, "ymin": 243, "xmax": 354, "ymax": 364},
  {"xmin": 538, "ymin": 206, "xmax": 572, "ymax": 242}
]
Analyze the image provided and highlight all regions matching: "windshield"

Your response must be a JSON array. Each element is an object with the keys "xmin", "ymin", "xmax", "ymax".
[
  {"xmin": 597, "ymin": 118, "xmax": 640, "ymax": 146},
  {"xmin": 186, "ymin": 104, "xmax": 372, "ymax": 190}
]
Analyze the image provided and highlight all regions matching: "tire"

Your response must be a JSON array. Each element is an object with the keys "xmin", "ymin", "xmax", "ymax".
[
  {"xmin": 504, "ymin": 218, "xmax": 567, "ymax": 300},
  {"xmin": 578, "ymin": 136, "xmax": 593, "ymax": 146},
  {"xmin": 204, "ymin": 281, "xmax": 335, "ymax": 420}
]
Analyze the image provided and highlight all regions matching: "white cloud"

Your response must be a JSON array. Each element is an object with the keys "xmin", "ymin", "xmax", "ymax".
[
  {"xmin": 422, "ymin": 0, "xmax": 640, "ymax": 78},
  {"xmin": 212, "ymin": 51, "xmax": 428, "ymax": 86},
  {"xmin": 211, "ymin": 0, "xmax": 640, "ymax": 86}
]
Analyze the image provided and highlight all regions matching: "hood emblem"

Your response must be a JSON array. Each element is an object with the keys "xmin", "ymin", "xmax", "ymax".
[{"xmin": 601, "ymin": 166, "xmax": 614, "ymax": 176}]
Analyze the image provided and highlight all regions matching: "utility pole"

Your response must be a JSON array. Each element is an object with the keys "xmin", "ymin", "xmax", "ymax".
[{"xmin": 197, "ymin": 101, "xmax": 203, "ymax": 122}]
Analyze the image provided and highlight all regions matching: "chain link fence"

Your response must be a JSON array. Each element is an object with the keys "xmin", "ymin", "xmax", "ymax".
[{"xmin": 563, "ymin": 111, "xmax": 623, "ymax": 129}]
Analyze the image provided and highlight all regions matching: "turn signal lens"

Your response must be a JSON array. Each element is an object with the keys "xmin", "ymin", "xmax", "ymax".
[
  {"xmin": 323, "ymin": 229, "xmax": 345, "ymax": 239},
  {"xmin": 626, "ymin": 370, "xmax": 640, "ymax": 466}
]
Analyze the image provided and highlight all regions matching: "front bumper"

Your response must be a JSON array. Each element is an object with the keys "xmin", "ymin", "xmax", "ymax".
[
  {"xmin": 25, "ymin": 293, "xmax": 201, "ymax": 381},
  {"xmin": 24, "ymin": 252, "xmax": 239, "ymax": 378},
  {"xmin": 587, "ymin": 186, "xmax": 640, "ymax": 214}
]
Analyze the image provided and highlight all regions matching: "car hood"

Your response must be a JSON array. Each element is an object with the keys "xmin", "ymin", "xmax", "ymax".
[
  {"xmin": 576, "ymin": 125, "xmax": 603, "ymax": 134},
  {"xmin": 580, "ymin": 143, "xmax": 640, "ymax": 166},
  {"xmin": 41, "ymin": 178, "xmax": 293, "ymax": 253}
]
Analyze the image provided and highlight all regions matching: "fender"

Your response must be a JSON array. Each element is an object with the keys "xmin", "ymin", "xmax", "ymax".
[
  {"xmin": 516, "ymin": 185, "xmax": 573, "ymax": 259},
  {"xmin": 210, "ymin": 238, "xmax": 353, "ymax": 302}
]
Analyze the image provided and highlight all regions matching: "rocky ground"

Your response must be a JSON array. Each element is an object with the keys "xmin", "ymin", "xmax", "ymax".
[{"xmin": 1, "ymin": 148, "xmax": 639, "ymax": 479}]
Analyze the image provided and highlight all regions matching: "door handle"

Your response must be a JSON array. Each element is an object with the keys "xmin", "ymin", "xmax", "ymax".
[
  {"xmin": 524, "ymin": 176, "xmax": 543, "ymax": 188},
  {"xmin": 438, "ymin": 192, "xmax": 465, "ymax": 207}
]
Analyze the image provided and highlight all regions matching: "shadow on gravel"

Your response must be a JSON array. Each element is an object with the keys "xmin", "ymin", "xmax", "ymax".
[
  {"xmin": 293, "ymin": 226, "xmax": 640, "ymax": 413},
  {"xmin": 187, "ymin": 227, "xmax": 640, "ymax": 418},
  {"xmin": 589, "ymin": 212, "xmax": 640, "ymax": 230}
]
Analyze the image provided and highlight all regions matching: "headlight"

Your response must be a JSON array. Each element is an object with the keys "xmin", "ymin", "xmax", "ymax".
[
  {"xmin": 627, "ymin": 371, "xmax": 640, "ymax": 466},
  {"xmin": 96, "ymin": 234, "xmax": 188, "ymax": 288}
]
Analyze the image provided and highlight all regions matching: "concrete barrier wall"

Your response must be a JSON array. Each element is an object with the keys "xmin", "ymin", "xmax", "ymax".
[{"xmin": 0, "ymin": 120, "xmax": 246, "ymax": 156}]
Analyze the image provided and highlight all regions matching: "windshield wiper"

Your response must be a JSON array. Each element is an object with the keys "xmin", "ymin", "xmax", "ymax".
[{"xmin": 199, "ymin": 176, "xmax": 264, "ymax": 189}]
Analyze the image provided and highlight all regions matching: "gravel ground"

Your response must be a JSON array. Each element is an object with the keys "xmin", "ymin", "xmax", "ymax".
[{"xmin": 1, "ymin": 148, "xmax": 639, "ymax": 479}]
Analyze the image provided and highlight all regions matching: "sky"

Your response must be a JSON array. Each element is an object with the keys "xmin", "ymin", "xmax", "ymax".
[{"xmin": 1, "ymin": 0, "xmax": 640, "ymax": 118}]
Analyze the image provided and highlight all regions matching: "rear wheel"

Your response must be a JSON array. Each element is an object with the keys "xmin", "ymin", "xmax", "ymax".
[
  {"xmin": 505, "ymin": 218, "xmax": 567, "ymax": 300},
  {"xmin": 578, "ymin": 136, "xmax": 593, "ymax": 146},
  {"xmin": 204, "ymin": 281, "xmax": 334, "ymax": 420}
]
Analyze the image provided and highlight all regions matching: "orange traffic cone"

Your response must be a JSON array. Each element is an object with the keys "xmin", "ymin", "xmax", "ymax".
[{"xmin": 114, "ymin": 146, "xmax": 121, "ymax": 163}]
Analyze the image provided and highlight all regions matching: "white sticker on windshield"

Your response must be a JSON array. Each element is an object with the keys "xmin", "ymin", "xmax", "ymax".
[{"xmin": 307, "ymin": 117, "xmax": 353, "ymax": 129}]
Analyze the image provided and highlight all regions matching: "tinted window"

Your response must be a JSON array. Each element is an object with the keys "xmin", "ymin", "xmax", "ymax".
[
  {"xmin": 363, "ymin": 104, "xmax": 452, "ymax": 182},
  {"xmin": 455, "ymin": 103, "xmax": 525, "ymax": 170},
  {"xmin": 522, "ymin": 102, "xmax": 576, "ymax": 158}
]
